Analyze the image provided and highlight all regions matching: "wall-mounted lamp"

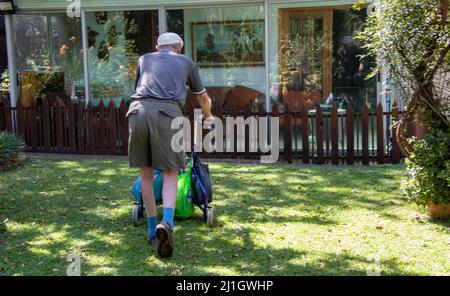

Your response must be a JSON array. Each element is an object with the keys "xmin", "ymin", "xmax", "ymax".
[{"xmin": 0, "ymin": 0, "xmax": 15, "ymax": 15}]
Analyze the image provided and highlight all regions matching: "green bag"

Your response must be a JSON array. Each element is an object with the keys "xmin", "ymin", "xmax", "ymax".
[{"xmin": 175, "ymin": 158, "xmax": 195, "ymax": 219}]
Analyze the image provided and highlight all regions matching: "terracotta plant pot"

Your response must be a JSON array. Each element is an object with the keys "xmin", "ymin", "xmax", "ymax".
[{"xmin": 427, "ymin": 202, "xmax": 450, "ymax": 220}]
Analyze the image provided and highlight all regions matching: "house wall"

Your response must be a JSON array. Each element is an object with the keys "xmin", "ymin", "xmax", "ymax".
[{"xmin": 10, "ymin": 0, "xmax": 381, "ymax": 109}]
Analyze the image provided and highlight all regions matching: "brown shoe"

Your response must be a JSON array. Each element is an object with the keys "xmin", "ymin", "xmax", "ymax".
[{"xmin": 155, "ymin": 221, "xmax": 174, "ymax": 258}]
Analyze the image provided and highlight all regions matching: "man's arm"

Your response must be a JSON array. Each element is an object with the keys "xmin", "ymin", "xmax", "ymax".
[
  {"xmin": 196, "ymin": 92, "xmax": 213, "ymax": 121},
  {"xmin": 187, "ymin": 63, "xmax": 213, "ymax": 121}
]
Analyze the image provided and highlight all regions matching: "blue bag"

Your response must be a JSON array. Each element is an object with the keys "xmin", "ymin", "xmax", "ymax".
[{"xmin": 131, "ymin": 170, "xmax": 163, "ymax": 203}]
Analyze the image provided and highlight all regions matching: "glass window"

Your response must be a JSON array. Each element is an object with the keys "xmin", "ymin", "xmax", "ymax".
[
  {"xmin": 13, "ymin": 14, "xmax": 85, "ymax": 107},
  {"xmin": 269, "ymin": 5, "xmax": 377, "ymax": 112},
  {"xmin": 332, "ymin": 9, "xmax": 377, "ymax": 112},
  {"xmin": 85, "ymin": 10, "xmax": 159, "ymax": 106},
  {"xmin": 167, "ymin": 5, "xmax": 266, "ymax": 110}
]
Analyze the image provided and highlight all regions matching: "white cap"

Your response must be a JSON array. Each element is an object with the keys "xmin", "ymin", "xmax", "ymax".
[{"xmin": 157, "ymin": 32, "xmax": 184, "ymax": 47}]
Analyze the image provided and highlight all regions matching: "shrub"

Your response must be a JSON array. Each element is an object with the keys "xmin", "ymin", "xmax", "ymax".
[
  {"xmin": 403, "ymin": 128, "xmax": 450, "ymax": 206},
  {"xmin": 0, "ymin": 132, "xmax": 25, "ymax": 165}
]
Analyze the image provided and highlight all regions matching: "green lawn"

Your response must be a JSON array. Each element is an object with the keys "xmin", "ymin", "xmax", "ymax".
[{"xmin": 0, "ymin": 156, "xmax": 449, "ymax": 276}]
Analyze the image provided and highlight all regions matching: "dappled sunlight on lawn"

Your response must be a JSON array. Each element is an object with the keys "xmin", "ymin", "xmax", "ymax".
[{"xmin": 0, "ymin": 157, "xmax": 449, "ymax": 275}]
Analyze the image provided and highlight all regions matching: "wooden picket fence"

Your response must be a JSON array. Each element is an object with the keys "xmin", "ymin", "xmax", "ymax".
[
  {"xmin": 0, "ymin": 97, "xmax": 129, "ymax": 156},
  {"xmin": 280, "ymin": 104, "xmax": 404, "ymax": 165},
  {"xmin": 0, "ymin": 94, "xmax": 404, "ymax": 164}
]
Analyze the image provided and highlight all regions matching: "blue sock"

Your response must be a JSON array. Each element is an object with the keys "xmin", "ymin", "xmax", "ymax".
[
  {"xmin": 162, "ymin": 208, "xmax": 175, "ymax": 229},
  {"xmin": 147, "ymin": 216, "xmax": 157, "ymax": 238}
]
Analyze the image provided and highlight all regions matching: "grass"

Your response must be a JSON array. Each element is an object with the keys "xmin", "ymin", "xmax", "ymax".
[{"xmin": 0, "ymin": 156, "xmax": 449, "ymax": 276}]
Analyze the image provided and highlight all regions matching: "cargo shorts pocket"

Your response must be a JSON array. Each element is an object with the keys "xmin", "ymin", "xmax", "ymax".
[
  {"xmin": 158, "ymin": 108, "xmax": 183, "ymax": 133},
  {"xmin": 126, "ymin": 101, "xmax": 140, "ymax": 118}
]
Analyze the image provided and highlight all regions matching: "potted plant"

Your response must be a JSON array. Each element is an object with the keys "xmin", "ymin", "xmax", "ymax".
[
  {"xmin": 60, "ymin": 36, "xmax": 83, "ymax": 99},
  {"xmin": 403, "ymin": 129, "xmax": 450, "ymax": 219}
]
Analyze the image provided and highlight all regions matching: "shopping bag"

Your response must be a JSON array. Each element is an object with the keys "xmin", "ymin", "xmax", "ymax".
[
  {"xmin": 131, "ymin": 170, "xmax": 163, "ymax": 203},
  {"xmin": 175, "ymin": 162, "xmax": 195, "ymax": 219},
  {"xmin": 191, "ymin": 153, "xmax": 213, "ymax": 205}
]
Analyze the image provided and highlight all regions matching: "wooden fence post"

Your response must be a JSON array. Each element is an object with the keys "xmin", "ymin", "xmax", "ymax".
[
  {"xmin": 391, "ymin": 102, "xmax": 401, "ymax": 164},
  {"xmin": 316, "ymin": 105, "xmax": 324, "ymax": 165},
  {"xmin": 67, "ymin": 100, "xmax": 76, "ymax": 153},
  {"xmin": 98, "ymin": 100, "xmax": 106, "ymax": 155},
  {"xmin": 272, "ymin": 103, "xmax": 280, "ymax": 163},
  {"xmin": 108, "ymin": 100, "xmax": 117, "ymax": 155},
  {"xmin": 0, "ymin": 104, "xmax": 7, "ymax": 131},
  {"xmin": 29, "ymin": 101, "xmax": 38, "ymax": 152},
  {"xmin": 376, "ymin": 103, "xmax": 385, "ymax": 164},
  {"xmin": 0, "ymin": 104, "xmax": 4, "ymax": 131},
  {"xmin": 301, "ymin": 105, "xmax": 309, "ymax": 164},
  {"xmin": 331, "ymin": 106, "xmax": 339, "ymax": 165},
  {"xmin": 16, "ymin": 100, "xmax": 24, "ymax": 139},
  {"xmin": 284, "ymin": 104, "xmax": 292, "ymax": 163},
  {"xmin": 4, "ymin": 101, "xmax": 13, "ymax": 133},
  {"xmin": 230, "ymin": 106, "xmax": 237, "ymax": 159},
  {"xmin": 54, "ymin": 100, "xmax": 64, "ymax": 153},
  {"xmin": 362, "ymin": 104, "xmax": 369, "ymax": 165},
  {"xmin": 346, "ymin": 105, "xmax": 354, "ymax": 165},
  {"xmin": 42, "ymin": 98, "xmax": 51, "ymax": 152},
  {"xmin": 215, "ymin": 103, "xmax": 223, "ymax": 159},
  {"xmin": 87, "ymin": 101, "xmax": 95, "ymax": 155},
  {"xmin": 244, "ymin": 104, "xmax": 251, "ymax": 160},
  {"xmin": 119, "ymin": 99, "xmax": 128, "ymax": 156},
  {"xmin": 77, "ymin": 102, "xmax": 85, "ymax": 154}
]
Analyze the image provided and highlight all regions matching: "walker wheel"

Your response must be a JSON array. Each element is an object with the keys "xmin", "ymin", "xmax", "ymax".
[
  {"xmin": 206, "ymin": 206, "xmax": 214, "ymax": 228},
  {"xmin": 132, "ymin": 205, "xmax": 142, "ymax": 227}
]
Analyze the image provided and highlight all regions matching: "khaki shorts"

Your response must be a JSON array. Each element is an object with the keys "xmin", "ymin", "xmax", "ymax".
[{"xmin": 127, "ymin": 99, "xmax": 185, "ymax": 170}]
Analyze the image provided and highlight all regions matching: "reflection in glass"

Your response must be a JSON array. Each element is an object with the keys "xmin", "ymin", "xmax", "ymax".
[
  {"xmin": 167, "ymin": 6, "xmax": 266, "ymax": 111},
  {"xmin": 289, "ymin": 18, "xmax": 323, "ymax": 93},
  {"xmin": 331, "ymin": 9, "xmax": 377, "ymax": 112},
  {"xmin": 270, "ymin": 7, "xmax": 377, "ymax": 112},
  {"xmin": 13, "ymin": 14, "xmax": 84, "ymax": 106},
  {"xmin": 86, "ymin": 10, "xmax": 158, "ymax": 105}
]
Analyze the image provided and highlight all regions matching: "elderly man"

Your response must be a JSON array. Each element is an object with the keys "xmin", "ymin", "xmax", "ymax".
[{"xmin": 127, "ymin": 32, "xmax": 213, "ymax": 258}]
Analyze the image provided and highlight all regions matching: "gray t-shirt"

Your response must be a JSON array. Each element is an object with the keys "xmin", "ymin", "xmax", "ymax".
[{"xmin": 132, "ymin": 48, "xmax": 206, "ymax": 104}]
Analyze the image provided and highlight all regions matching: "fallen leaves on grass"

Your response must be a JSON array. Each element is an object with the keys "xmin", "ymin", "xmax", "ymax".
[
  {"xmin": 414, "ymin": 214, "xmax": 430, "ymax": 222},
  {"xmin": 171, "ymin": 269, "xmax": 183, "ymax": 276}
]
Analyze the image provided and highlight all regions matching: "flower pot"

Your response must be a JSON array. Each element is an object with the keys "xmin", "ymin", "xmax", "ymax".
[{"xmin": 427, "ymin": 202, "xmax": 450, "ymax": 220}]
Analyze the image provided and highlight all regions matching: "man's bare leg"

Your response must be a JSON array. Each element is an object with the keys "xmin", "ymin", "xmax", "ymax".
[
  {"xmin": 140, "ymin": 167, "xmax": 158, "ymax": 242},
  {"xmin": 162, "ymin": 169, "xmax": 178, "ymax": 211},
  {"xmin": 156, "ymin": 169, "xmax": 178, "ymax": 258}
]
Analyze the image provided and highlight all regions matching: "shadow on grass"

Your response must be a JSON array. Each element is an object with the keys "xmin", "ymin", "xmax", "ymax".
[{"xmin": 0, "ymin": 157, "xmax": 444, "ymax": 275}]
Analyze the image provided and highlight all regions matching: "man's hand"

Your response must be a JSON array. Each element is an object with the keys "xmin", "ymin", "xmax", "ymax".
[{"xmin": 196, "ymin": 92, "xmax": 214, "ymax": 122}]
